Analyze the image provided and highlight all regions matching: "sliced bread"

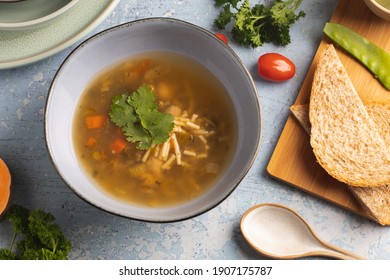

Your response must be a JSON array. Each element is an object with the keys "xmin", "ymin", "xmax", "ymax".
[
  {"xmin": 290, "ymin": 103, "xmax": 390, "ymax": 141},
  {"xmin": 290, "ymin": 103, "xmax": 390, "ymax": 225},
  {"xmin": 290, "ymin": 104, "xmax": 311, "ymax": 134},
  {"xmin": 348, "ymin": 103, "xmax": 390, "ymax": 225},
  {"xmin": 309, "ymin": 44, "xmax": 390, "ymax": 187}
]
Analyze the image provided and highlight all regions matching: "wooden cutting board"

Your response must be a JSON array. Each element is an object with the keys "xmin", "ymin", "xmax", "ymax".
[{"xmin": 267, "ymin": 0, "xmax": 390, "ymax": 221}]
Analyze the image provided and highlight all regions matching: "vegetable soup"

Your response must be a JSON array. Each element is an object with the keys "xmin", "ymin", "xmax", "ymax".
[
  {"xmin": 72, "ymin": 52, "xmax": 237, "ymax": 207},
  {"xmin": 375, "ymin": 0, "xmax": 390, "ymax": 9}
]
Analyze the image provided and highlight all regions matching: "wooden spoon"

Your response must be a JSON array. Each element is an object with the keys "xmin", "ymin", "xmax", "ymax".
[{"xmin": 240, "ymin": 203, "xmax": 366, "ymax": 260}]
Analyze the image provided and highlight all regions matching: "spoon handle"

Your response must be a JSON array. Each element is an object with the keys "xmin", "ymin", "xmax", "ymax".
[{"xmin": 319, "ymin": 242, "xmax": 366, "ymax": 260}]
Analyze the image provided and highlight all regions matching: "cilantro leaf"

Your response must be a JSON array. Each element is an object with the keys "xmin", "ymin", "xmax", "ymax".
[
  {"xmin": 109, "ymin": 94, "xmax": 137, "ymax": 127},
  {"xmin": 109, "ymin": 92, "xmax": 152, "ymax": 150},
  {"xmin": 138, "ymin": 110, "xmax": 174, "ymax": 145},
  {"xmin": 128, "ymin": 85, "xmax": 174, "ymax": 147},
  {"xmin": 109, "ymin": 84, "xmax": 174, "ymax": 150},
  {"xmin": 123, "ymin": 123, "xmax": 152, "ymax": 150},
  {"xmin": 127, "ymin": 84, "xmax": 159, "ymax": 111}
]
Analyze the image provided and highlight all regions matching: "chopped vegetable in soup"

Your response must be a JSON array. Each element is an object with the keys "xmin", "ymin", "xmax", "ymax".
[{"xmin": 72, "ymin": 52, "xmax": 237, "ymax": 207}]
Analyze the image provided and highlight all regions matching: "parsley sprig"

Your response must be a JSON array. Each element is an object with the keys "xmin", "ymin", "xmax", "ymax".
[
  {"xmin": 0, "ymin": 205, "xmax": 71, "ymax": 260},
  {"xmin": 109, "ymin": 85, "xmax": 174, "ymax": 150},
  {"xmin": 214, "ymin": 0, "xmax": 306, "ymax": 47}
]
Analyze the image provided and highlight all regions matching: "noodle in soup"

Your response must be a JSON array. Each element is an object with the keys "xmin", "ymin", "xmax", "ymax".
[{"xmin": 72, "ymin": 52, "xmax": 237, "ymax": 207}]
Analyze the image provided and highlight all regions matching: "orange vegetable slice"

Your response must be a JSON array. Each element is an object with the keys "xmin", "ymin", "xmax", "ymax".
[
  {"xmin": 110, "ymin": 138, "xmax": 128, "ymax": 154},
  {"xmin": 85, "ymin": 115, "xmax": 106, "ymax": 129},
  {"xmin": 0, "ymin": 158, "xmax": 11, "ymax": 218}
]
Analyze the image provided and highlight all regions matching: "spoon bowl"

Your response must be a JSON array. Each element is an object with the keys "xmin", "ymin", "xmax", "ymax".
[{"xmin": 240, "ymin": 203, "xmax": 365, "ymax": 260}]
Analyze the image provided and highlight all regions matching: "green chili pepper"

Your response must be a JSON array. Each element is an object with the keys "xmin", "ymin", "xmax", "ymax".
[{"xmin": 324, "ymin": 22, "xmax": 390, "ymax": 91}]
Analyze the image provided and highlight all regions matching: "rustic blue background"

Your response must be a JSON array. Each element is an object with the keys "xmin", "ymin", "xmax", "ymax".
[{"xmin": 2, "ymin": 0, "xmax": 388, "ymax": 260}]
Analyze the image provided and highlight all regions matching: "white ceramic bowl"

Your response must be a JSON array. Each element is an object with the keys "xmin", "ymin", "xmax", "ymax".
[
  {"xmin": 363, "ymin": 0, "xmax": 390, "ymax": 21},
  {"xmin": 45, "ymin": 18, "xmax": 262, "ymax": 222},
  {"xmin": 0, "ymin": 0, "xmax": 80, "ymax": 30}
]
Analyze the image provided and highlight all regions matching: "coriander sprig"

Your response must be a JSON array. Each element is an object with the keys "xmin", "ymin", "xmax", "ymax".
[{"xmin": 109, "ymin": 84, "xmax": 174, "ymax": 150}]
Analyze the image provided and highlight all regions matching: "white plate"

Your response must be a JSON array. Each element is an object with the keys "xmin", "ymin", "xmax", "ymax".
[
  {"xmin": 0, "ymin": 0, "xmax": 120, "ymax": 69},
  {"xmin": 0, "ymin": 0, "xmax": 80, "ymax": 30}
]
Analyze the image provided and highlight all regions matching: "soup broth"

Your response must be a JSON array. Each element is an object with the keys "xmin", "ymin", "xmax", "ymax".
[
  {"xmin": 375, "ymin": 0, "xmax": 390, "ymax": 9},
  {"xmin": 73, "ymin": 52, "xmax": 237, "ymax": 207}
]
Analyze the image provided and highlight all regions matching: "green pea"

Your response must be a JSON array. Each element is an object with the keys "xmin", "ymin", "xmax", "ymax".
[{"xmin": 324, "ymin": 22, "xmax": 390, "ymax": 91}]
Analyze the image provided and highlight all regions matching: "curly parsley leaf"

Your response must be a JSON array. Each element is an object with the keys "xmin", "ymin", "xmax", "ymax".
[
  {"xmin": 109, "ymin": 84, "xmax": 174, "ymax": 150},
  {"xmin": 28, "ymin": 210, "xmax": 72, "ymax": 257},
  {"xmin": 0, "ymin": 205, "xmax": 71, "ymax": 260},
  {"xmin": 215, "ymin": 4, "xmax": 235, "ymax": 29},
  {"xmin": 214, "ymin": 0, "xmax": 306, "ymax": 47},
  {"xmin": 6, "ymin": 204, "xmax": 30, "ymax": 234},
  {"xmin": 215, "ymin": 0, "xmax": 240, "ymax": 7},
  {"xmin": 0, "ymin": 249, "xmax": 17, "ymax": 260}
]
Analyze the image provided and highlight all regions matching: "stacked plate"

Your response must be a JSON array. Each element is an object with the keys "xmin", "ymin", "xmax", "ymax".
[
  {"xmin": 0, "ymin": 0, "xmax": 80, "ymax": 30},
  {"xmin": 0, "ymin": 0, "xmax": 120, "ymax": 69}
]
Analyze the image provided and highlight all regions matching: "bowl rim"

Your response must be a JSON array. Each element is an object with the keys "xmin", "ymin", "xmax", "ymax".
[
  {"xmin": 45, "ymin": 17, "xmax": 262, "ymax": 223},
  {"xmin": 0, "ymin": 0, "xmax": 80, "ymax": 29},
  {"xmin": 371, "ymin": 0, "xmax": 390, "ymax": 11},
  {"xmin": 363, "ymin": 0, "xmax": 390, "ymax": 20}
]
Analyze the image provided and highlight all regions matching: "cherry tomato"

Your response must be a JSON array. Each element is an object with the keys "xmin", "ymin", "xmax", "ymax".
[
  {"xmin": 257, "ymin": 53, "xmax": 295, "ymax": 82},
  {"xmin": 215, "ymin": 33, "xmax": 228, "ymax": 45}
]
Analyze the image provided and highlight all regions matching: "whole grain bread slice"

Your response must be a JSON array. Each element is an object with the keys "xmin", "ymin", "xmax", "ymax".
[
  {"xmin": 309, "ymin": 44, "xmax": 390, "ymax": 187},
  {"xmin": 290, "ymin": 104, "xmax": 311, "ymax": 134},
  {"xmin": 290, "ymin": 103, "xmax": 390, "ymax": 225},
  {"xmin": 348, "ymin": 103, "xmax": 390, "ymax": 225}
]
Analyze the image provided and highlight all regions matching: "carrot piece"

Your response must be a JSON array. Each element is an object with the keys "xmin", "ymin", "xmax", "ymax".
[
  {"xmin": 86, "ymin": 136, "xmax": 97, "ymax": 147},
  {"xmin": 110, "ymin": 138, "xmax": 128, "ymax": 154},
  {"xmin": 0, "ymin": 158, "xmax": 12, "ymax": 218},
  {"xmin": 85, "ymin": 115, "xmax": 106, "ymax": 129}
]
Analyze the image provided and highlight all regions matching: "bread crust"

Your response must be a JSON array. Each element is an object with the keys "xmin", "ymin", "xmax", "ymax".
[
  {"xmin": 309, "ymin": 44, "xmax": 390, "ymax": 187},
  {"xmin": 291, "ymin": 103, "xmax": 390, "ymax": 225}
]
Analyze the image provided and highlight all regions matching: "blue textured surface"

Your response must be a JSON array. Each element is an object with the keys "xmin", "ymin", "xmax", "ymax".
[{"xmin": 3, "ymin": 0, "xmax": 388, "ymax": 260}]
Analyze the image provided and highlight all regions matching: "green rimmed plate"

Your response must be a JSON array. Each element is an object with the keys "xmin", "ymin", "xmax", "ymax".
[
  {"xmin": 0, "ymin": 0, "xmax": 120, "ymax": 69},
  {"xmin": 0, "ymin": 0, "xmax": 80, "ymax": 30}
]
